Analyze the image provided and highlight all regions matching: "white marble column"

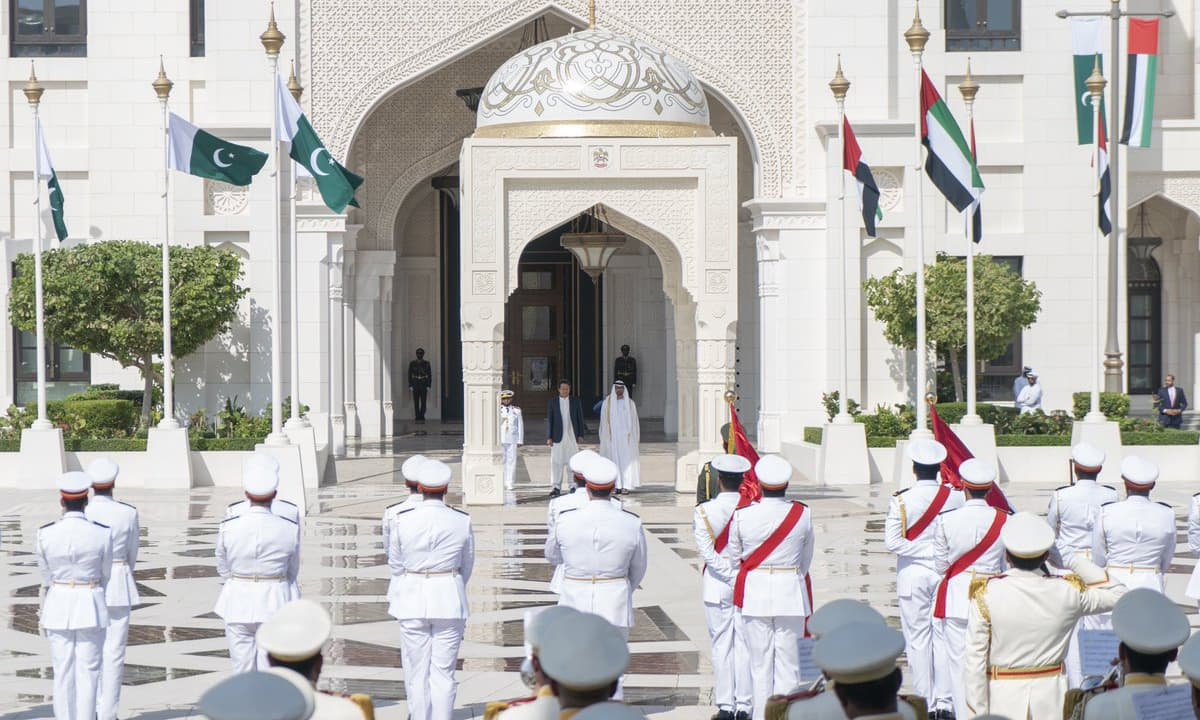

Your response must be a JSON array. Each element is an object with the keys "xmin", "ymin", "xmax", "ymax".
[
  {"xmin": 753, "ymin": 231, "xmax": 782, "ymax": 452},
  {"xmin": 342, "ymin": 251, "xmax": 358, "ymax": 439},
  {"xmin": 328, "ymin": 260, "xmax": 346, "ymax": 458},
  {"xmin": 381, "ymin": 284, "xmax": 395, "ymax": 438},
  {"xmin": 460, "ymin": 330, "xmax": 504, "ymax": 504},
  {"xmin": 350, "ymin": 251, "xmax": 396, "ymax": 443}
]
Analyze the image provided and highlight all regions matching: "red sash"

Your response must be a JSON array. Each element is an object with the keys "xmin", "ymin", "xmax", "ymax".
[
  {"xmin": 733, "ymin": 502, "xmax": 806, "ymax": 608},
  {"xmin": 714, "ymin": 520, "xmax": 731, "ymax": 554},
  {"xmin": 904, "ymin": 484, "xmax": 951, "ymax": 541},
  {"xmin": 933, "ymin": 509, "xmax": 1007, "ymax": 619}
]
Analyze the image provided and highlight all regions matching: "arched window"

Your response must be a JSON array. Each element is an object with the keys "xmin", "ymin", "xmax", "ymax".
[{"xmin": 1127, "ymin": 237, "xmax": 1162, "ymax": 394}]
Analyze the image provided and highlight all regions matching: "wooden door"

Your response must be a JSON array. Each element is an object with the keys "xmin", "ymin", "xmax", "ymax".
[{"xmin": 504, "ymin": 264, "xmax": 567, "ymax": 416}]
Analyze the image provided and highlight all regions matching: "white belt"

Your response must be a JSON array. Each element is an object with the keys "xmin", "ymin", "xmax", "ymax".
[
  {"xmin": 231, "ymin": 574, "xmax": 287, "ymax": 582},
  {"xmin": 565, "ymin": 575, "xmax": 627, "ymax": 584},
  {"xmin": 406, "ymin": 570, "xmax": 459, "ymax": 578},
  {"xmin": 753, "ymin": 566, "xmax": 801, "ymax": 574},
  {"xmin": 1110, "ymin": 564, "xmax": 1161, "ymax": 573},
  {"xmin": 52, "ymin": 580, "xmax": 99, "ymax": 588},
  {"xmin": 111, "ymin": 560, "xmax": 127, "ymax": 565}
]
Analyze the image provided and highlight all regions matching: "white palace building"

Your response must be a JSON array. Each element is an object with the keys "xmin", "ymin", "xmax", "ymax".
[{"xmin": 2, "ymin": 1, "xmax": 1200, "ymax": 498}]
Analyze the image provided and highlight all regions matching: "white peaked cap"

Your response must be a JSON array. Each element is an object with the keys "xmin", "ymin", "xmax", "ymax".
[
  {"xmin": 417, "ymin": 459, "xmax": 452, "ymax": 490},
  {"xmin": 86, "ymin": 457, "xmax": 120, "ymax": 486},
  {"xmin": 958, "ymin": 458, "xmax": 996, "ymax": 489},
  {"xmin": 57, "ymin": 471, "xmax": 93, "ymax": 498},
  {"xmin": 907, "ymin": 439, "xmax": 947, "ymax": 466},
  {"xmin": 807, "ymin": 599, "xmax": 886, "ymax": 640},
  {"xmin": 1070, "ymin": 442, "xmax": 1105, "ymax": 470},
  {"xmin": 197, "ymin": 670, "xmax": 314, "ymax": 720},
  {"xmin": 242, "ymin": 463, "xmax": 279, "ymax": 497},
  {"xmin": 711, "ymin": 454, "xmax": 751, "ymax": 475},
  {"xmin": 525, "ymin": 605, "xmax": 582, "ymax": 654},
  {"xmin": 256, "ymin": 599, "xmax": 332, "ymax": 662},
  {"xmin": 1120, "ymin": 455, "xmax": 1159, "ymax": 487},
  {"xmin": 572, "ymin": 704, "xmax": 646, "ymax": 720},
  {"xmin": 538, "ymin": 611, "xmax": 629, "ymax": 690},
  {"xmin": 813, "ymin": 621, "xmax": 905, "ymax": 684},
  {"xmin": 401, "ymin": 454, "xmax": 428, "ymax": 483},
  {"xmin": 1000, "ymin": 512, "xmax": 1055, "ymax": 558},
  {"xmin": 584, "ymin": 457, "xmax": 619, "ymax": 489},
  {"xmin": 243, "ymin": 452, "xmax": 280, "ymax": 476},
  {"xmin": 569, "ymin": 449, "xmax": 601, "ymax": 476},
  {"xmin": 1111, "ymin": 588, "xmax": 1190, "ymax": 654},
  {"xmin": 755, "ymin": 455, "xmax": 793, "ymax": 489},
  {"xmin": 1178, "ymin": 633, "xmax": 1200, "ymax": 687}
]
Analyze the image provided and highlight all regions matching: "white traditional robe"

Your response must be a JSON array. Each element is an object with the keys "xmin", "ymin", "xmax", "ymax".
[{"xmin": 600, "ymin": 386, "xmax": 641, "ymax": 490}]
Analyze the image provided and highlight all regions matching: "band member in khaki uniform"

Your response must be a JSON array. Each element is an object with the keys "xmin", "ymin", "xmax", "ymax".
[
  {"xmin": 964, "ymin": 512, "xmax": 1126, "ymax": 720},
  {"xmin": 483, "ymin": 606, "xmax": 580, "ymax": 720},
  {"xmin": 198, "ymin": 670, "xmax": 314, "ymax": 720},
  {"xmin": 1081, "ymin": 589, "xmax": 1190, "ymax": 720},
  {"xmin": 811, "ymin": 622, "xmax": 908, "ymax": 720},
  {"xmin": 1092, "ymin": 456, "xmax": 1175, "ymax": 593},
  {"xmin": 536, "ymin": 611, "xmax": 634, "ymax": 717}
]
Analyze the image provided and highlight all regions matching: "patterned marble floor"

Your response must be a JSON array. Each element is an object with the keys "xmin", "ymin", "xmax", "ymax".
[{"xmin": 1, "ymin": 444, "xmax": 1198, "ymax": 719}]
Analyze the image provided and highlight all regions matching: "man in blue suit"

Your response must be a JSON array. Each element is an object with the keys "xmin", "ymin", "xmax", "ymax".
[
  {"xmin": 546, "ymin": 379, "xmax": 587, "ymax": 497},
  {"xmin": 1157, "ymin": 374, "xmax": 1188, "ymax": 429}
]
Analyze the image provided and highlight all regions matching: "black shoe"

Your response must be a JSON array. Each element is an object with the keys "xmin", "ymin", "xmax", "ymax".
[
  {"xmin": 734, "ymin": 712, "xmax": 750, "ymax": 720},
  {"xmin": 550, "ymin": 487, "xmax": 561, "ymax": 498},
  {"xmin": 569, "ymin": 485, "xmax": 578, "ymax": 493},
  {"xmin": 712, "ymin": 711, "xmax": 734, "ymax": 720}
]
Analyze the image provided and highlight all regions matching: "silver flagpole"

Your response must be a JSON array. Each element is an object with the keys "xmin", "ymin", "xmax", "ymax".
[
  {"xmin": 906, "ymin": 1, "xmax": 932, "ymax": 436},
  {"xmin": 24, "ymin": 64, "xmax": 51, "ymax": 430},
  {"xmin": 285, "ymin": 64, "xmax": 307, "ymax": 430},
  {"xmin": 262, "ymin": 6, "xmax": 288, "ymax": 445},
  {"xmin": 830, "ymin": 57, "xmax": 852, "ymax": 424},
  {"xmin": 153, "ymin": 59, "xmax": 178, "ymax": 430},
  {"xmin": 1085, "ymin": 56, "xmax": 1107, "ymax": 421},
  {"xmin": 959, "ymin": 61, "xmax": 981, "ymax": 425}
]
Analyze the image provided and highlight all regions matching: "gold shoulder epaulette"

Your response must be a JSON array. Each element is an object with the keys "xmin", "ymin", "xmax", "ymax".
[
  {"xmin": 349, "ymin": 694, "xmax": 375, "ymax": 720},
  {"xmin": 968, "ymin": 575, "xmax": 989, "ymax": 602},
  {"xmin": 765, "ymin": 695, "xmax": 791, "ymax": 720},
  {"xmin": 483, "ymin": 701, "xmax": 510, "ymax": 720},
  {"xmin": 1061, "ymin": 573, "xmax": 1087, "ymax": 592},
  {"xmin": 901, "ymin": 694, "xmax": 928, "ymax": 720}
]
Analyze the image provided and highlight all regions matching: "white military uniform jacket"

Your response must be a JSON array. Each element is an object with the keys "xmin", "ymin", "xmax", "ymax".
[
  {"xmin": 693, "ymin": 491, "xmax": 741, "ymax": 605},
  {"xmin": 1082, "ymin": 674, "xmax": 1173, "ymax": 720},
  {"xmin": 1185, "ymin": 493, "xmax": 1200, "ymax": 598},
  {"xmin": 1091, "ymin": 496, "xmax": 1175, "ymax": 592},
  {"xmin": 1047, "ymin": 480, "xmax": 1118, "ymax": 564},
  {"xmin": 499, "ymin": 405, "xmax": 524, "ymax": 445},
  {"xmin": 724, "ymin": 497, "xmax": 815, "ymax": 617},
  {"xmin": 785, "ymin": 690, "xmax": 919, "ymax": 720},
  {"xmin": 964, "ymin": 560, "xmax": 1126, "ymax": 720},
  {"xmin": 214, "ymin": 506, "xmax": 300, "ymax": 623},
  {"xmin": 885, "ymin": 481, "xmax": 965, "ymax": 597},
  {"xmin": 386, "ymin": 498, "xmax": 475, "ymax": 621},
  {"xmin": 546, "ymin": 491, "xmax": 620, "ymax": 594},
  {"xmin": 226, "ymin": 497, "xmax": 301, "ymax": 524},
  {"xmin": 37, "ymin": 511, "xmax": 113, "ymax": 630},
  {"xmin": 496, "ymin": 692, "xmax": 558, "ymax": 720},
  {"xmin": 932, "ymin": 499, "xmax": 1008, "ymax": 620},
  {"xmin": 544, "ymin": 499, "xmax": 648, "ymax": 628},
  {"xmin": 84, "ymin": 495, "xmax": 140, "ymax": 608}
]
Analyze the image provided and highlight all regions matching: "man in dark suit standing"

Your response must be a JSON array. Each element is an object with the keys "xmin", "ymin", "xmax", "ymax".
[
  {"xmin": 545, "ymin": 379, "xmax": 587, "ymax": 497},
  {"xmin": 408, "ymin": 348, "xmax": 432, "ymax": 423},
  {"xmin": 1157, "ymin": 374, "xmax": 1188, "ymax": 428}
]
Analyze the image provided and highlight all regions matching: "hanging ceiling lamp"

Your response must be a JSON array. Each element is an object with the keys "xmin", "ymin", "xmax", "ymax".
[{"xmin": 560, "ymin": 205, "xmax": 626, "ymax": 279}]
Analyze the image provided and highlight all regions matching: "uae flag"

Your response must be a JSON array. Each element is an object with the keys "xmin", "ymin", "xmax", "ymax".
[
  {"xmin": 276, "ymin": 74, "xmax": 363, "ymax": 213},
  {"xmin": 35, "ymin": 118, "xmax": 67, "ymax": 242},
  {"xmin": 842, "ymin": 116, "xmax": 882, "ymax": 237},
  {"xmin": 967, "ymin": 117, "xmax": 982, "ymax": 243},
  {"xmin": 1072, "ymin": 18, "xmax": 1106, "ymax": 145},
  {"xmin": 1098, "ymin": 116, "xmax": 1113, "ymax": 235},
  {"xmin": 167, "ymin": 113, "xmax": 268, "ymax": 186},
  {"xmin": 1120, "ymin": 18, "xmax": 1160, "ymax": 148},
  {"xmin": 920, "ymin": 71, "xmax": 984, "ymax": 213}
]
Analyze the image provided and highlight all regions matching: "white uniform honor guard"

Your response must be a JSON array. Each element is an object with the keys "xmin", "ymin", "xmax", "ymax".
[
  {"xmin": 386, "ymin": 459, "xmax": 475, "ymax": 720},
  {"xmin": 964, "ymin": 512, "xmax": 1126, "ymax": 720},
  {"xmin": 1187, "ymin": 485, "xmax": 1200, "ymax": 608},
  {"xmin": 547, "ymin": 450, "xmax": 617, "ymax": 595},
  {"xmin": 883, "ymin": 440, "xmax": 963, "ymax": 706},
  {"xmin": 774, "ymin": 600, "xmax": 920, "ymax": 720},
  {"xmin": 39, "ymin": 471, "xmax": 113, "ymax": 720},
  {"xmin": 811, "ymin": 622, "xmax": 908, "ymax": 720},
  {"xmin": 226, "ymin": 453, "xmax": 302, "ymax": 524},
  {"xmin": 259, "ymin": 598, "xmax": 374, "ymax": 720},
  {"xmin": 1092, "ymin": 456, "xmax": 1175, "ymax": 593},
  {"xmin": 499, "ymin": 390, "xmax": 524, "ymax": 490},
  {"xmin": 544, "ymin": 457, "xmax": 647, "ymax": 698},
  {"xmin": 1177, "ymin": 633, "xmax": 1200, "ymax": 718},
  {"xmin": 82, "ymin": 458, "xmax": 139, "ymax": 720},
  {"xmin": 1082, "ymin": 589, "xmax": 1190, "ymax": 720},
  {"xmin": 537, "ymin": 611, "xmax": 631, "ymax": 716},
  {"xmin": 693, "ymin": 453, "xmax": 753, "ymax": 720},
  {"xmin": 930, "ymin": 458, "xmax": 1008, "ymax": 720},
  {"xmin": 197, "ymin": 670, "xmax": 315, "ymax": 720},
  {"xmin": 383, "ymin": 454, "xmax": 427, "ymax": 557},
  {"xmin": 1049, "ymin": 443, "xmax": 1118, "ymax": 687},
  {"xmin": 214, "ymin": 463, "xmax": 301, "ymax": 673},
  {"xmin": 723, "ymin": 455, "xmax": 814, "ymax": 720}
]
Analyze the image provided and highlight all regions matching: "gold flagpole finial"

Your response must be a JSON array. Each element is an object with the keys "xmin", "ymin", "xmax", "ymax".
[
  {"xmin": 260, "ymin": 2, "xmax": 286, "ymax": 58},
  {"xmin": 1085, "ymin": 53, "xmax": 1106, "ymax": 96},
  {"xmin": 958, "ymin": 58, "xmax": 979, "ymax": 103},
  {"xmin": 588, "ymin": 0, "xmax": 596, "ymax": 29},
  {"xmin": 724, "ymin": 389, "xmax": 736, "ymax": 404},
  {"xmin": 905, "ymin": 0, "xmax": 930, "ymax": 55},
  {"xmin": 152, "ymin": 56, "xmax": 173, "ymax": 101},
  {"xmin": 829, "ymin": 54, "xmax": 850, "ymax": 101},
  {"xmin": 287, "ymin": 61, "xmax": 304, "ymax": 102},
  {"xmin": 24, "ymin": 61, "xmax": 44, "ymax": 106}
]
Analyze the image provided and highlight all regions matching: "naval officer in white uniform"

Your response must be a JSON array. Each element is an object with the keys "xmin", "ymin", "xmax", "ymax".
[
  {"xmin": 693, "ymin": 454, "xmax": 753, "ymax": 720},
  {"xmin": 547, "ymin": 450, "xmax": 618, "ymax": 595},
  {"xmin": 1092, "ymin": 455, "xmax": 1175, "ymax": 593},
  {"xmin": 387, "ymin": 458, "xmax": 475, "ymax": 720},
  {"xmin": 383, "ymin": 454, "xmax": 427, "ymax": 554},
  {"xmin": 214, "ymin": 462, "xmax": 301, "ymax": 672},
  {"xmin": 39, "ymin": 471, "xmax": 113, "ymax": 720},
  {"xmin": 83, "ymin": 458, "xmax": 140, "ymax": 720},
  {"xmin": 226, "ymin": 453, "xmax": 301, "ymax": 524},
  {"xmin": 499, "ymin": 389, "xmax": 524, "ymax": 490}
]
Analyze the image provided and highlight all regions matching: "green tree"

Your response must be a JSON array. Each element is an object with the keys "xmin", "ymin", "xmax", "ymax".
[
  {"xmin": 863, "ymin": 253, "xmax": 1042, "ymax": 401},
  {"xmin": 9, "ymin": 241, "xmax": 247, "ymax": 426}
]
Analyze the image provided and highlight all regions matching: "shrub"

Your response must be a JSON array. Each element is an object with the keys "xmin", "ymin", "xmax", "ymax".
[
  {"xmin": 804, "ymin": 427, "xmax": 823, "ymax": 445},
  {"xmin": 65, "ymin": 384, "xmax": 150, "ymax": 405},
  {"xmin": 192, "ymin": 437, "xmax": 260, "ymax": 451},
  {"xmin": 820, "ymin": 392, "xmax": 861, "ymax": 422},
  {"xmin": 868, "ymin": 436, "xmax": 905, "ymax": 448},
  {"xmin": 1122, "ymin": 431, "xmax": 1199, "ymax": 446},
  {"xmin": 996, "ymin": 434, "xmax": 1071, "ymax": 446},
  {"xmin": 1118, "ymin": 416, "xmax": 1163, "ymax": 433},
  {"xmin": 1000, "ymin": 410, "xmax": 1074, "ymax": 436},
  {"xmin": 59, "ymin": 399, "xmax": 139, "ymax": 438},
  {"xmin": 66, "ymin": 438, "xmax": 147, "ymax": 451},
  {"xmin": 856, "ymin": 404, "xmax": 914, "ymax": 437},
  {"xmin": 0, "ymin": 438, "xmax": 18, "ymax": 452},
  {"xmin": 1071, "ymin": 392, "xmax": 1130, "ymax": 420}
]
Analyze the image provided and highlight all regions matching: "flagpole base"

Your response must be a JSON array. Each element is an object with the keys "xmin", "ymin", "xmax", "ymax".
[
  {"xmin": 1070, "ymin": 419, "xmax": 1122, "ymax": 485},
  {"xmin": 263, "ymin": 432, "xmax": 291, "ymax": 447},
  {"xmin": 960, "ymin": 413, "xmax": 984, "ymax": 426},
  {"xmin": 284, "ymin": 416, "xmax": 307, "ymax": 432},
  {"xmin": 30, "ymin": 419, "xmax": 54, "ymax": 431},
  {"xmin": 818, "ymin": 422, "xmax": 869, "ymax": 485},
  {"xmin": 15, "ymin": 426, "xmax": 66, "ymax": 489},
  {"xmin": 949, "ymin": 422, "xmax": 997, "ymax": 477},
  {"xmin": 156, "ymin": 418, "xmax": 181, "ymax": 430},
  {"xmin": 146, "ymin": 427, "xmax": 193, "ymax": 489},
  {"xmin": 831, "ymin": 412, "xmax": 856, "ymax": 426},
  {"xmin": 908, "ymin": 428, "xmax": 933, "ymax": 440},
  {"xmin": 1083, "ymin": 411, "xmax": 1107, "ymax": 424},
  {"xmin": 283, "ymin": 421, "xmax": 321, "ymax": 489}
]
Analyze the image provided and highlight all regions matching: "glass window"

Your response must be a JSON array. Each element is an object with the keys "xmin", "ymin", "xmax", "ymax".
[
  {"xmin": 521, "ymin": 306, "xmax": 553, "ymax": 341},
  {"xmin": 11, "ymin": 0, "xmax": 87, "ymax": 56},
  {"xmin": 947, "ymin": 0, "xmax": 1020, "ymax": 52},
  {"xmin": 520, "ymin": 270, "xmax": 553, "ymax": 290},
  {"xmin": 190, "ymin": 0, "xmax": 204, "ymax": 57}
]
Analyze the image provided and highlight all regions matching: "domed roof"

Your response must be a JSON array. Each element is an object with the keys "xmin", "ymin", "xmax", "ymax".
[{"xmin": 475, "ymin": 28, "xmax": 713, "ymax": 138}]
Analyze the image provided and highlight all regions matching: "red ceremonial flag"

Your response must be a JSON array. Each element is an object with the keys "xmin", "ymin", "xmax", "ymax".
[
  {"xmin": 929, "ymin": 406, "xmax": 1012, "ymax": 512},
  {"xmin": 727, "ymin": 403, "xmax": 761, "ymax": 507}
]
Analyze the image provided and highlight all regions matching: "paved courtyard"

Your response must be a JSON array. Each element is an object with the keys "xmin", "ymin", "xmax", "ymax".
[{"xmin": 2, "ymin": 438, "xmax": 1199, "ymax": 719}]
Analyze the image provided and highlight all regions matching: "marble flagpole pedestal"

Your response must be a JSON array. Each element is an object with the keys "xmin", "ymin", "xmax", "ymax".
[
  {"xmin": 255, "ymin": 441, "xmax": 307, "ymax": 516},
  {"xmin": 17, "ymin": 428, "xmax": 65, "ymax": 489},
  {"xmin": 1069, "ymin": 420, "xmax": 1122, "ymax": 485},
  {"xmin": 145, "ymin": 428, "xmax": 193, "ymax": 489}
]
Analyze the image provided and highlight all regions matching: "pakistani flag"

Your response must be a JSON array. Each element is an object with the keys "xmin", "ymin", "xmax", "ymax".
[
  {"xmin": 35, "ymin": 118, "xmax": 67, "ymax": 242},
  {"xmin": 275, "ymin": 74, "xmax": 362, "ymax": 213},
  {"xmin": 1072, "ymin": 18, "xmax": 1106, "ymax": 145},
  {"xmin": 167, "ymin": 113, "xmax": 267, "ymax": 186},
  {"xmin": 1120, "ymin": 18, "xmax": 1160, "ymax": 148},
  {"xmin": 920, "ymin": 71, "xmax": 984, "ymax": 213}
]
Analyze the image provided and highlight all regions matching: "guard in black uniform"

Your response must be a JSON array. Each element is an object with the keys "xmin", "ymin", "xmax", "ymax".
[
  {"xmin": 408, "ymin": 348, "xmax": 432, "ymax": 423},
  {"xmin": 613, "ymin": 345, "xmax": 637, "ymax": 397}
]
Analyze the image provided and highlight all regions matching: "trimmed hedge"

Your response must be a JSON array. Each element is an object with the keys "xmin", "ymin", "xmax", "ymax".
[
  {"xmin": 803, "ymin": 427, "xmax": 822, "ymax": 445},
  {"xmin": 64, "ymin": 384, "xmax": 147, "ymax": 404},
  {"xmin": 191, "ymin": 437, "xmax": 260, "ymax": 451},
  {"xmin": 1123, "ymin": 431, "xmax": 1199, "ymax": 446},
  {"xmin": 61, "ymin": 399, "xmax": 139, "ymax": 437},
  {"xmin": 868, "ymin": 436, "xmax": 904, "ymax": 448},
  {"xmin": 0, "ymin": 437, "xmax": 263, "ymax": 452},
  {"xmin": 996, "ymin": 434, "xmax": 1071, "ymax": 446},
  {"xmin": 1071, "ymin": 392, "xmax": 1130, "ymax": 420},
  {"xmin": 67, "ymin": 438, "xmax": 147, "ymax": 451},
  {"xmin": 932, "ymin": 402, "xmax": 1020, "ymax": 427}
]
